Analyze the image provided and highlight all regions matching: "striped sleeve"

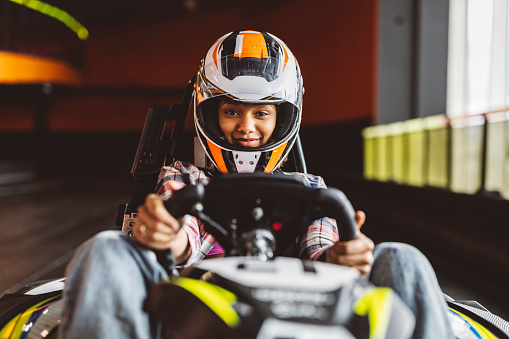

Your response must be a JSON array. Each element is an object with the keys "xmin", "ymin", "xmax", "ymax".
[{"xmin": 298, "ymin": 217, "xmax": 339, "ymax": 260}]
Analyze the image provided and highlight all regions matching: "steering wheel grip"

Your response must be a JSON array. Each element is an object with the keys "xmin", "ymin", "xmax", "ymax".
[
  {"xmin": 311, "ymin": 188, "xmax": 357, "ymax": 242},
  {"xmin": 165, "ymin": 182, "xmax": 358, "ymax": 243},
  {"xmin": 164, "ymin": 184, "xmax": 205, "ymax": 218}
]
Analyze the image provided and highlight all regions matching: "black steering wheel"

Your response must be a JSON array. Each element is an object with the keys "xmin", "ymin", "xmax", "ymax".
[{"xmin": 164, "ymin": 173, "xmax": 357, "ymax": 259}]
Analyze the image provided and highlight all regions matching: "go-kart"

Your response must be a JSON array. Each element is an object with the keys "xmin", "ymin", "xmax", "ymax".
[
  {"xmin": 1, "ymin": 78, "xmax": 509, "ymax": 339},
  {"xmin": 1, "ymin": 173, "xmax": 509, "ymax": 339},
  {"xmin": 143, "ymin": 172, "xmax": 416, "ymax": 339}
]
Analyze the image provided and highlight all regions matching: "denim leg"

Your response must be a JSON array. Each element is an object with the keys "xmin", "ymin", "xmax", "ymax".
[
  {"xmin": 59, "ymin": 231, "xmax": 169, "ymax": 339},
  {"xmin": 368, "ymin": 242, "xmax": 454, "ymax": 339}
]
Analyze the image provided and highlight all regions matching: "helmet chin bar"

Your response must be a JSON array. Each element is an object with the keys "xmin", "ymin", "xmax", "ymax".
[{"xmin": 232, "ymin": 151, "xmax": 261, "ymax": 173}]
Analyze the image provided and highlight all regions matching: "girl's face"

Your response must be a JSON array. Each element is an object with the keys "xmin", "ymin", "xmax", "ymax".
[{"xmin": 218, "ymin": 101, "xmax": 277, "ymax": 148}]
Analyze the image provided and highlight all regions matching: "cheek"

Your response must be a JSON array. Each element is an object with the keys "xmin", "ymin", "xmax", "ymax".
[
  {"xmin": 260, "ymin": 120, "xmax": 277, "ymax": 139},
  {"xmin": 218, "ymin": 119, "xmax": 234, "ymax": 140}
]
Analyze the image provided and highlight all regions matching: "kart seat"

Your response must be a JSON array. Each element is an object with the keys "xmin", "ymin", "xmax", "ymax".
[{"xmin": 115, "ymin": 76, "xmax": 308, "ymax": 235}]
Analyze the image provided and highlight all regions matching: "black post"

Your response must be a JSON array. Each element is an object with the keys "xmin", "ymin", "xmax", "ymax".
[
  {"xmin": 3, "ymin": 0, "xmax": 11, "ymax": 51},
  {"xmin": 33, "ymin": 84, "xmax": 53, "ymax": 177},
  {"xmin": 293, "ymin": 135, "xmax": 307, "ymax": 174}
]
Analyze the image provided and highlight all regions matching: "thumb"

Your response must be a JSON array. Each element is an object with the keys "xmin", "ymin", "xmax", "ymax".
[
  {"xmin": 168, "ymin": 180, "xmax": 186, "ymax": 192},
  {"xmin": 355, "ymin": 210, "xmax": 366, "ymax": 231}
]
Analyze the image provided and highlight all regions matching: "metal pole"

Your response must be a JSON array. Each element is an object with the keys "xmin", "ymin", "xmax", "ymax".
[{"xmin": 3, "ymin": 0, "xmax": 11, "ymax": 51}]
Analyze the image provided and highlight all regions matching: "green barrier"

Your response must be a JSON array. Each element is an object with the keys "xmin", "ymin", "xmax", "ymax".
[
  {"xmin": 373, "ymin": 125, "xmax": 389, "ymax": 182},
  {"xmin": 363, "ymin": 125, "xmax": 390, "ymax": 182},
  {"xmin": 363, "ymin": 115, "xmax": 449, "ymax": 189},
  {"xmin": 424, "ymin": 115, "xmax": 449, "ymax": 189},
  {"xmin": 449, "ymin": 115, "xmax": 485, "ymax": 194},
  {"xmin": 401, "ymin": 118, "xmax": 426, "ymax": 187},
  {"xmin": 363, "ymin": 111, "xmax": 509, "ymax": 199},
  {"xmin": 362, "ymin": 127, "xmax": 376, "ymax": 180},
  {"xmin": 485, "ymin": 111, "xmax": 509, "ymax": 198},
  {"xmin": 386, "ymin": 122, "xmax": 404, "ymax": 184}
]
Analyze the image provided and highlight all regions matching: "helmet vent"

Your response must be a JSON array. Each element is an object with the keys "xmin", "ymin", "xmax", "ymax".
[{"xmin": 232, "ymin": 151, "xmax": 261, "ymax": 173}]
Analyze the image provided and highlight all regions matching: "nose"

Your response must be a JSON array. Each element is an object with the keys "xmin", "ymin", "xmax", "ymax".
[{"xmin": 237, "ymin": 115, "xmax": 256, "ymax": 134}]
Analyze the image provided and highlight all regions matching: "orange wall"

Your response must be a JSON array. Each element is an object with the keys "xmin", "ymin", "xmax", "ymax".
[{"xmin": 1, "ymin": 0, "xmax": 377, "ymax": 131}]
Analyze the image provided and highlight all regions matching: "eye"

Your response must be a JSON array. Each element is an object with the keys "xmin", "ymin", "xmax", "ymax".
[
  {"xmin": 224, "ymin": 109, "xmax": 239, "ymax": 116},
  {"xmin": 255, "ymin": 110, "xmax": 270, "ymax": 117}
]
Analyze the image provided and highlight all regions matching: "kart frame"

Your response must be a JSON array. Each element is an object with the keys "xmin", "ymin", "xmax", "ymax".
[{"xmin": 116, "ymin": 75, "xmax": 308, "ymax": 227}]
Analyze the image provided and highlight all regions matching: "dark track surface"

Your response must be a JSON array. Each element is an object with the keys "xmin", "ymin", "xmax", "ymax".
[{"xmin": 0, "ymin": 178, "xmax": 133, "ymax": 294}]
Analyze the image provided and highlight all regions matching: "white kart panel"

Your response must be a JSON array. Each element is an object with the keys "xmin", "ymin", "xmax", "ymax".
[
  {"xmin": 25, "ymin": 278, "xmax": 65, "ymax": 295},
  {"xmin": 196, "ymin": 257, "xmax": 359, "ymax": 291},
  {"xmin": 256, "ymin": 318, "xmax": 355, "ymax": 339}
]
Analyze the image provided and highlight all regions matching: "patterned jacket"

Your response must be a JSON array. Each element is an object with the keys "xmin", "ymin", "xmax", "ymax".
[{"xmin": 155, "ymin": 161, "xmax": 339, "ymax": 266}]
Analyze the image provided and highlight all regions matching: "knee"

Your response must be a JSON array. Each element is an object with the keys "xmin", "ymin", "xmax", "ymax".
[
  {"xmin": 71, "ymin": 231, "xmax": 132, "ymax": 264},
  {"xmin": 372, "ymin": 242, "xmax": 434, "ymax": 277},
  {"xmin": 87, "ymin": 230, "xmax": 130, "ymax": 248},
  {"xmin": 374, "ymin": 242, "xmax": 424, "ymax": 262}
]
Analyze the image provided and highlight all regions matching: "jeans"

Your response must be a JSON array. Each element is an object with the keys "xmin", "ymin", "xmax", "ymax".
[
  {"xmin": 60, "ymin": 231, "xmax": 169, "ymax": 339},
  {"xmin": 368, "ymin": 242, "xmax": 454, "ymax": 339},
  {"xmin": 59, "ymin": 232, "xmax": 453, "ymax": 339}
]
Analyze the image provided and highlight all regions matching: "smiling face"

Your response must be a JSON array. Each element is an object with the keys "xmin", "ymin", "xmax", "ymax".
[{"xmin": 218, "ymin": 101, "xmax": 277, "ymax": 148}]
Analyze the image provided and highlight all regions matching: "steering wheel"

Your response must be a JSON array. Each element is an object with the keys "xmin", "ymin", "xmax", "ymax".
[{"xmin": 163, "ymin": 173, "xmax": 357, "ymax": 259}]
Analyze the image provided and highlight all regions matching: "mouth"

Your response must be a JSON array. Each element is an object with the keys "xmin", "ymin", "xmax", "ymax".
[{"xmin": 233, "ymin": 137, "xmax": 261, "ymax": 147}]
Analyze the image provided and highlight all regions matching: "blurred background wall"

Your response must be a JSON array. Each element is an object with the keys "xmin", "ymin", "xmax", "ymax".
[{"xmin": 0, "ymin": 0, "xmax": 376, "ymax": 178}]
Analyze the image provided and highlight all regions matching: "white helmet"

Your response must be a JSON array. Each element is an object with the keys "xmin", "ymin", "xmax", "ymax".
[{"xmin": 194, "ymin": 30, "xmax": 303, "ymax": 173}]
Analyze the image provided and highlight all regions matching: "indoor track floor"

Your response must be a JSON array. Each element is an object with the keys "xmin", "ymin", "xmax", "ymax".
[
  {"xmin": 0, "ymin": 178, "xmax": 133, "ymax": 294},
  {"xmin": 1, "ymin": 178, "xmax": 507, "ymax": 321}
]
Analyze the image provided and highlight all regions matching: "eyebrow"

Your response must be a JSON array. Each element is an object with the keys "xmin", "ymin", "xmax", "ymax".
[{"xmin": 220, "ymin": 103, "xmax": 275, "ymax": 110}]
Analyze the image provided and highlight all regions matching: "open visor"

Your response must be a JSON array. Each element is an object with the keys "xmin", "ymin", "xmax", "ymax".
[{"xmin": 195, "ymin": 99, "xmax": 300, "ymax": 152}]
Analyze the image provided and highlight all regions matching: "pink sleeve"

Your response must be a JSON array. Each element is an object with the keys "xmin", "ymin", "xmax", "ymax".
[{"xmin": 179, "ymin": 215, "xmax": 203, "ymax": 266}]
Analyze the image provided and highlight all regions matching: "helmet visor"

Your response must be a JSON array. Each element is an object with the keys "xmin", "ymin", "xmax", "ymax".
[{"xmin": 196, "ymin": 56, "xmax": 302, "ymax": 110}]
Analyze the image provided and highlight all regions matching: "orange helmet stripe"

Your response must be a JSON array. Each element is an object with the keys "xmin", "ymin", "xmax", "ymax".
[
  {"xmin": 264, "ymin": 142, "xmax": 288, "ymax": 173},
  {"xmin": 234, "ymin": 31, "xmax": 268, "ymax": 59},
  {"xmin": 207, "ymin": 140, "xmax": 228, "ymax": 173},
  {"xmin": 213, "ymin": 36, "xmax": 227, "ymax": 68},
  {"xmin": 280, "ymin": 43, "xmax": 289, "ymax": 70}
]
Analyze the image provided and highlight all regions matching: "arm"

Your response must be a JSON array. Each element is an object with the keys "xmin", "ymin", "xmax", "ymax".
[
  {"xmin": 296, "ymin": 175, "xmax": 374, "ymax": 276},
  {"xmin": 325, "ymin": 211, "xmax": 374, "ymax": 277},
  {"xmin": 300, "ymin": 211, "xmax": 374, "ymax": 276},
  {"xmin": 133, "ymin": 162, "xmax": 209, "ymax": 266},
  {"xmin": 133, "ymin": 182, "xmax": 193, "ymax": 264}
]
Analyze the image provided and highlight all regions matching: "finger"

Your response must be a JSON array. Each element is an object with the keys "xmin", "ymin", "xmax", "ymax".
[
  {"xmin": 327, "ymin": 250, "xmax": 374, "ymax": 267},
  {"xmin": 143, "ymin": 194, "xmax": 180, "ymax": 231},
  {"xmin": 358, "ymin": 232, "xmax": 375, "ymax": 251},
  {"xmin": 355, "ymin": 210, "xmax": 366, "ymax": 231},
  {"xmin": 133, "ymin": 220, "xmax": 151, "ymax": 244},
  {"xmin": 136, "ymin": 206, "xmax": 174, "ymax": 235},
  {"xmin": 145, "ymin": 230, "xmax": 174, "ymax": 245},
  {"xmin": 330, "ymin": 235, "xmax": 374, "ymax": 256},
  {"xmin": 135, "ymin": 225, "xmax": 174, "ymax": 244},
  {"xmin": 356, "ymin": 264, "xmax": 372, "ymax": 277},
  {"xmin": 325, "ymin": 247, "xmax": 373, "ymax": 276},
  {"xmin": 137, "ymin": 233, "xmax": 172, "ymax": 250},
  {"xmin": 168, "ymin": 180, "xmax": 186, "ymax": 192},
  {"xmin": 133, "ymin": 219, "xmax": 174, "ymax": 248}
]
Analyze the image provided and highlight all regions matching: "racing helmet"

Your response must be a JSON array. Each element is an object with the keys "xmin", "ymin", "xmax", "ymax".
[{"xmin": 194, "ymin": 30, "xmax": 303, "ymax": 173}]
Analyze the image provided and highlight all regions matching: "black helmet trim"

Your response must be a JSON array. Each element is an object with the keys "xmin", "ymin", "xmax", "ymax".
[
  {"xmin": 199, "ymin": 132, "xmax": 296, "ymax": 174},
  {"xmin": 195, "ymin": 97, "xmax": 299, "ymax": 152}
]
